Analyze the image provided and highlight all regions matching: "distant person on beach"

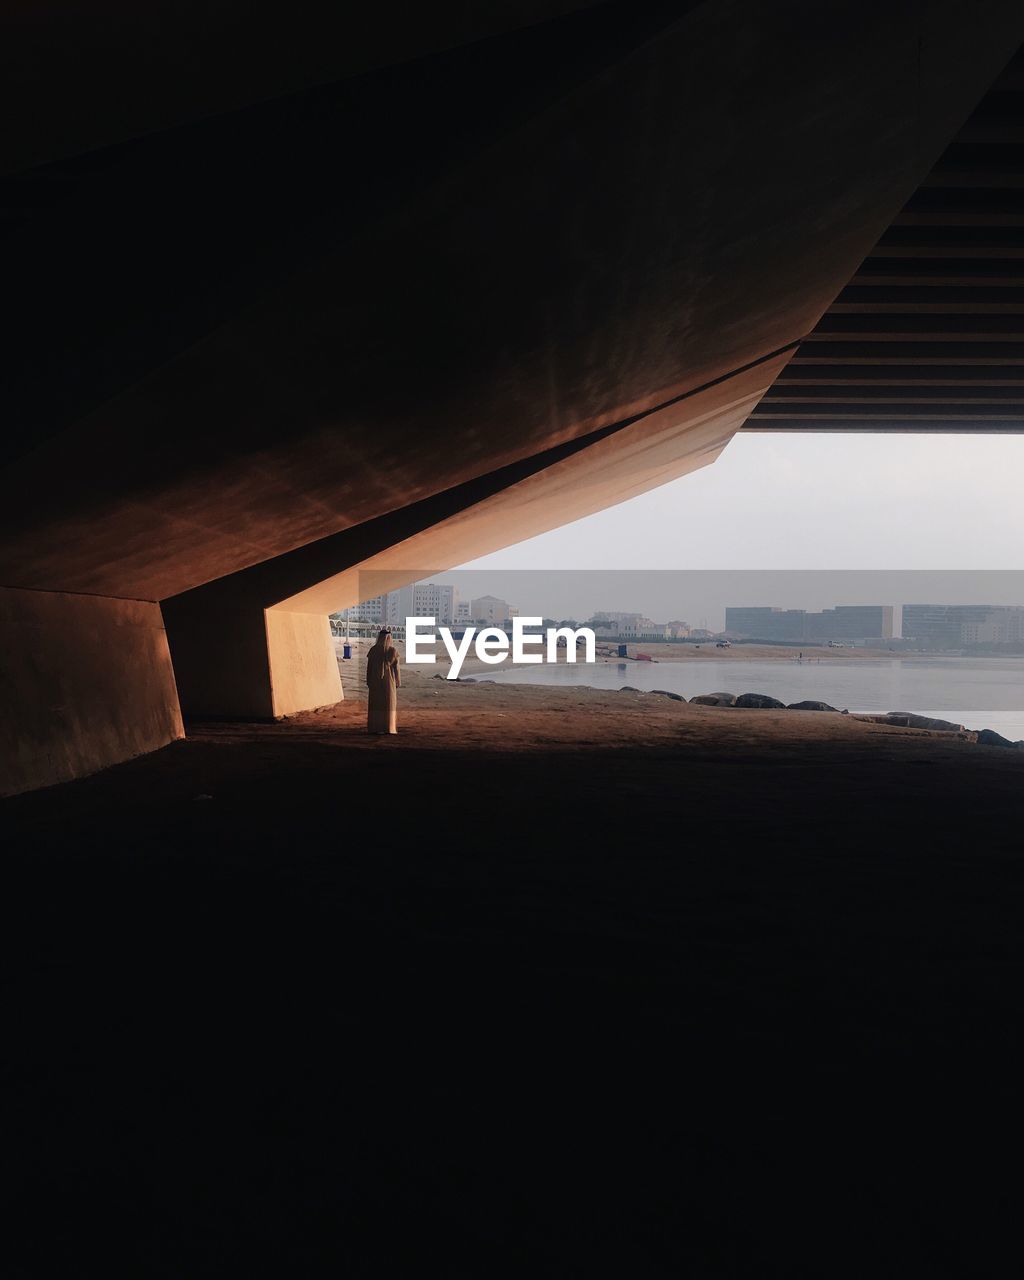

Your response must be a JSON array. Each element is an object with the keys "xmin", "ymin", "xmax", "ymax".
[{"xmin": 366, "ymin": 627, "xmax": 400, "ymax": 735}]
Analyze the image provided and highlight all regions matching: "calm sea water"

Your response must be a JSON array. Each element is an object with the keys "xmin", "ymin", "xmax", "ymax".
[{"xmin": 483, "ymin": 656, "xmax": 1024, "ymax": 739}]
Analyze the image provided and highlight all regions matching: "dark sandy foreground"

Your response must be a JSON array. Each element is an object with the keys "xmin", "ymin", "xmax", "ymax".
[{"xmin": 5, "ymin": 669, "xmax": 1024, "ymax": 1277}]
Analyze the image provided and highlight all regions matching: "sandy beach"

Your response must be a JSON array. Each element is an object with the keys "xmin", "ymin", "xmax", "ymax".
[
  {"xmin": 365, "ymin": 635, "xmax": 902, "ymax": 673},
  {"xmin": 327, "ymin": 637, "xmax": 1020, "ymax": 746}
]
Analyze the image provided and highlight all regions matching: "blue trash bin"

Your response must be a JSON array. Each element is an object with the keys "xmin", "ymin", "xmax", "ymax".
[{"xmin": 343, "ymin": 643, "xmax": 352, "ymax": 660}]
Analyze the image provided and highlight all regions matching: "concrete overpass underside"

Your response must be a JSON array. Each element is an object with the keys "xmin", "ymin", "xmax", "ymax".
[
  {"xmin": 750, "ymin": 48, "xmax": 1024, "ymax": 431},
  {"xmin": 3, "ymin": 1, "xmax": 1024, "ymax": 794}
]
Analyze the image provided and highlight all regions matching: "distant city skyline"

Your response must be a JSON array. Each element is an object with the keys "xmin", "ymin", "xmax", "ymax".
[{"xmin": 349, "ymin": 570, "xmax": 1024, "ymax": 636}]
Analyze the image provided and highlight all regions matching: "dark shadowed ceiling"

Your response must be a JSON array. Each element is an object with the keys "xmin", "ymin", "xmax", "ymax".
[
  {"xmin": 3, "ymin": 1, "xmax": 1022, "ymax": 603},
  {"xmin": 750, "ymin": 48, "xmax": 1024, "ymax": 431}
]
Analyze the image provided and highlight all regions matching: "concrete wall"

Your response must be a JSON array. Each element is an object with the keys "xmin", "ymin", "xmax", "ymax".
[{"xmin": 0, "ymin": 587, "xmax": 183, "ymax": 797}]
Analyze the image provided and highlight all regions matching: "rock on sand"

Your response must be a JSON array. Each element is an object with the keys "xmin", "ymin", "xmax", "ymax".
[
  {"xmin": 735, "ymin": 692, "xmax": 787, "ymax": 710},
  {"xmin": 976, "ymin": 728, "xmax": 1020, "ymax": 748},
  {"xmin": 882, "ymin": 711, "xmax": 965, "ymax": 732}
]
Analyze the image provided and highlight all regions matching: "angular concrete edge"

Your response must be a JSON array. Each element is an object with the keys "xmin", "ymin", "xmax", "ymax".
[
  {"xmin": 281, "ymin": 352, "xmax": 791, "ymax": 615},
  {"xmin": 0, "ymin": 587, "xmax": 184, "ymax": 797},
  {"xmin": 162, "ymin": 354, "xmax": 788, "ymax": 722}
]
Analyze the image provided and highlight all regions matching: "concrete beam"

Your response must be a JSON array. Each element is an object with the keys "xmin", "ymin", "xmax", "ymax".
[
  {"xmin": 163, "ymin": 353, "xmax": 785, "ymax": 719},
  {"xmin": 278, "ymin": 354, "xmax": 790, "ymax": 618}
]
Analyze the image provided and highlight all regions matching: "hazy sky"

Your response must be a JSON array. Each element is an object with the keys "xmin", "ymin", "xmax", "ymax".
[{"xmin": 455, "ymin": 434, "xmax": 1024, "ymax": 571}]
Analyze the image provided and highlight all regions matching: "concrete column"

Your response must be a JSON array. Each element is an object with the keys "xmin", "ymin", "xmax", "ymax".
[
  {"xmin": 161, "ymin": 596, "xmax": 342, "ymax": 721},
  {"xmin": 264, "ymin": 609, "xmax": 342, "ymax": 718},
  {"xmin": 0, "ymin": 587, "xmax": 184, "ymax": 796}
]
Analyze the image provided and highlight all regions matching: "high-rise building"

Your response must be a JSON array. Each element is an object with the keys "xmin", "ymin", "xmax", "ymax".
[
  {"xmin": 902, "ymin": 605, "xmax": 1024, "ymax": 648},
  {"xmin": 397, "ymin": 582, "xmax": 457, "ymax": 625},
  {"xmin": 725, "ymin": 605, "xmax": 893, "ymax": 642},
  {"xmin": 334, "ymin": 594, "xmax": 388, "ymax": 623}
]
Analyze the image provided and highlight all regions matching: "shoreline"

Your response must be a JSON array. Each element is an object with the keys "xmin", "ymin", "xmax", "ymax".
[
  {"xmin": 336, "ymin": 635, "xmax": 1024, "ymax": 671},
  {"xmin": 334, "ymin": 637, "xmax": 1024, "ymax": 747}
]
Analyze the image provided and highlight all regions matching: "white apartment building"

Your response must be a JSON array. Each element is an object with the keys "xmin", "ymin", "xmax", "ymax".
[
  {"xmin": 619, "ymin": 618, "xmax": 669, "ymax": 640},
  {"xmin": 333, "ymin": 594, "xmax": 387, "ymax": 623},
  {"xmin": 332, "ymin": 582, "xmax": 459, "ymax": 628},
  {"xmin": 401, "ymin": 582, "xmax": 457, "ymax": 625},
  {"xmin": 592, "ymin": 612, "xmax": 667, "ymax": 639},
  {"xmin": 470, "ymin": 595, "xmax": 513, "ymax": 625}
]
